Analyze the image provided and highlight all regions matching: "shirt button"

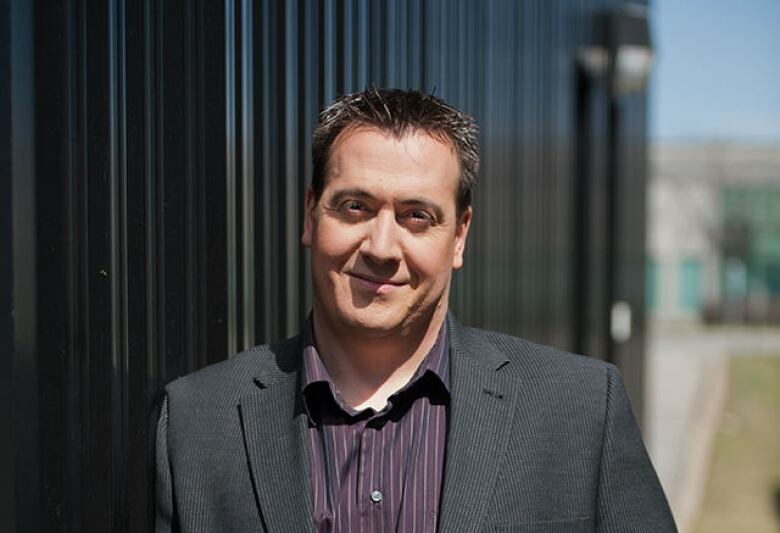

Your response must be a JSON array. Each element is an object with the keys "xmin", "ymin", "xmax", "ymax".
[{"xmin": 370, "ymin": 490, "xmax": 383, "ymax": 503}]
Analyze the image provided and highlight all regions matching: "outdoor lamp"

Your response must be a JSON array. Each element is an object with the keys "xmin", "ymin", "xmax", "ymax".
[{"xmin": 608, "ymin": 3, "xmax": 654, "ymax": 95}]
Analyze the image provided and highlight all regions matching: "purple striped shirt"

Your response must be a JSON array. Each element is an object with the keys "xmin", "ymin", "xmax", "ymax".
[{"xmin": 302, "ymin": 321, "xmax": 450, "ymax": 533}]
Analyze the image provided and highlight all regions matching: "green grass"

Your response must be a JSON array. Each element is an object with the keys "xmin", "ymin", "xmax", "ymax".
[{"xmin": 695, "ymin": 356, "xmax": 780, "ymax": 533}]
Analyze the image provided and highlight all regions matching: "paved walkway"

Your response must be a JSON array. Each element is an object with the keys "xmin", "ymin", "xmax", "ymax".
[{"xmin": 645, "ymin": 324, "xmax": 780, "ymax": 533}]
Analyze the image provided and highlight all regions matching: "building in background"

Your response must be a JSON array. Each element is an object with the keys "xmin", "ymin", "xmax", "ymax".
[{"xmin": 647, "ymin": 143, "xmax": 780, "ymax": 325}]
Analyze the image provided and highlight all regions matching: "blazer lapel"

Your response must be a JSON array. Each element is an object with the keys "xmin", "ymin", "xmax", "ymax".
[
  {"xmin": 438, "ymin": 318, "xmax": 518, "ymax": 533},
  {"xmin": 239, "ymin": 341, "xmax": 314, "ymax": 532}
]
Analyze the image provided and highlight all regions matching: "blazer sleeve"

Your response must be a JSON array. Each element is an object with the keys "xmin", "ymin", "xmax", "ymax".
[
  {"xmin": 155, "ymin": 394, "xmax": 178, "ymax": 533},
  {"xmin": 596, "ymin": 366, "xmax": 678, "ymax": 532}
]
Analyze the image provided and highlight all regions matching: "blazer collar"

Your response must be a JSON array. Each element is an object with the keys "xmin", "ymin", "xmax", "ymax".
[
  {"xmin": 239, "ymin": 335, "xmax": 315, "ymax": 532},
  {"xmin": 446, "ymin": 313, "xmax": 511, "ymax": 370},
  {"xmin": 438, "ymin": 314, "xmax": 518, "ymax": 532}
]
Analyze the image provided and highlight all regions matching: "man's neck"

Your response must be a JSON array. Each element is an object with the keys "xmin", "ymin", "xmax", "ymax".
[{"xmin": 311, "ymin": 305, "xmax": 447, "ymax": 412}]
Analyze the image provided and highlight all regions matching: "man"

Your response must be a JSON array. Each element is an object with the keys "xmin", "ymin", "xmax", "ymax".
[{"xmin": 156, "ymin": 88, "xmax": 676, "ymax": 532}]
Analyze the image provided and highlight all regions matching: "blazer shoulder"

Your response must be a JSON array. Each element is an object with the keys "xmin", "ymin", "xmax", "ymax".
[
  {"xmin": 459, "ymin": 325, "xmax": 615, "ymax": 383},
  {"xmin": 164, "ymin": 333, "xmax": 302, "ymax": 406}
]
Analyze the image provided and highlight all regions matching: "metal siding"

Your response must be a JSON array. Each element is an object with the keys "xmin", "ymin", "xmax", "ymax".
[
  {"xmin": 9, "ymin": 1, "xmax": 39, "ymax": 530},
  {"xmin": 0, "ymin": 1, "xmax": 14, "ymax": 529},
  {"xmin": 9, "ymin": 0, "xmax": 650, "ymax": 529}
]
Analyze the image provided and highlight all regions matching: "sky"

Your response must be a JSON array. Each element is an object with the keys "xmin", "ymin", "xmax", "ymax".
[{"xmin": 650, "ymin": 0, "xmax": 780, "ymax": 141}]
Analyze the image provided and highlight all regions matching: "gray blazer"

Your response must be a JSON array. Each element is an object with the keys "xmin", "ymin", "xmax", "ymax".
[{"xmin": 156, "ymin": 316, "xmax": 676, "ymax": 532}]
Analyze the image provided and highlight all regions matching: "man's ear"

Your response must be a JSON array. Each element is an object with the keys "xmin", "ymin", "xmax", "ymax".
[
  {"xmin": 452, "ymin": 206, "xmax": 472, "ymax": 270},
  {"xmin": 301, "ymin": 189, "xmax": 316, "ymax": 247}
]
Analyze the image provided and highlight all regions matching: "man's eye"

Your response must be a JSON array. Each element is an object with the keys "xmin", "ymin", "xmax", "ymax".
[
  {"xmin": 344, "ymin": 201, "xmax": 364, "ymax": 211},
  {"xmin": 337, "ymin": 200, "xmax": 370, "ymax": 219},
  {"xmin": 402, "ymin": 210, "xmax": 434, "ymax": 229}
]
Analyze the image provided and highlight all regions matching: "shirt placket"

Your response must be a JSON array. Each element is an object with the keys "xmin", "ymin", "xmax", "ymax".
[{"xmin": 354, "ymin": 420, "xmax": 375, "ymax": 533}]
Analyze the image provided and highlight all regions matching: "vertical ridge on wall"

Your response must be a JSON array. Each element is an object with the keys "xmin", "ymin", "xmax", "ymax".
[
  {"xmin": 284, "ymin": 0, "xmax": 303, "ymax": 335},
  {"xmin": 322, "ymin": 1, "xmax": 336, "ymax": 109},
  {"xmin": 125, "ymin": 0, "xmax": 153, "ymax": 527},
  {"xmin": 183, "ymin": 0, "xmax": 196, "ymax": 371},
  {"xmin": 142, "ymin": 0, "xmax": 160, "ymax": 394},
  {"xmin": 10, "ymin": 0, "xmax": 39, "ymax": 529},
  {"xmin": 355, "ymin": 0, "xmax": 368, "ymax": 88},
  {"xmin": 225, "ymin": 0, "xmax": 238, "ymax": 357},
  {"xmin": 63, "ymin": 1, "xmax": 83, "ymax": 529},
  {"xmin": 107, "ymin": 0, "xmax": 129, "ymax": 527},
  {"xmin": 259, "ymin": 0, "xmax": 283, "ymax": 341},
  {"xmin": 0, "ymin": 0, "xmax": 13, "ymax": 528},
  {"xmin": 241, "ymin": 0, "xmax": 255, "ymax": 349},
  {"xmin": 83, "ymin": 0, "xmax": 113, "ymax": 527}
]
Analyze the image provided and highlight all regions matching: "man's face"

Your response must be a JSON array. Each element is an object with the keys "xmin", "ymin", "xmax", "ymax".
[{"xmin": 302, "ymin": 127, "xmax": 471, "ymax": 337}]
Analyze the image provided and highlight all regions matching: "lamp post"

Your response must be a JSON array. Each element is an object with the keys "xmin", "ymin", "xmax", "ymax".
[
  {"xmin": 573, "ymin": 3, "xmax": 655, "ymax": 420},
  {"xmin": 608, "ymin": 3, "xmax": 654, "ymax": 96}
]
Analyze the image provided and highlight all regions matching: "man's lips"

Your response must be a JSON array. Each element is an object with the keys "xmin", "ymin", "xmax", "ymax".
[{"xmin": 347, "ymin": 272, "xmax": 405, "ymax": 292}]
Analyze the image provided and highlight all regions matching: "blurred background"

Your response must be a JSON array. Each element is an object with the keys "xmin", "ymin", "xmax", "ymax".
[
  {"xmin": 2, "ymin": 0, "xmax": 778, "ymax": 531},
  {"xmin": 646, "ymin": 1, "xmax": 780, "ymax": 532}
]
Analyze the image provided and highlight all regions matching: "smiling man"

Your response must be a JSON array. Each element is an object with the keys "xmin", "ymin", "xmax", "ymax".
[
  {"xmin": 156, "ymin": 89, "xmax": 676, "ymax": 532},
  {"xmin": 302, "ymin": 125, "xmax": 470, "ymax": 414}
]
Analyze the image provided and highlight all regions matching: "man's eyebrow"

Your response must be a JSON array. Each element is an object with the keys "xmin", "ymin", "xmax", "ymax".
[{"xmin": 327, "ymin": 188, "xmax": 375, "ymax": 205}]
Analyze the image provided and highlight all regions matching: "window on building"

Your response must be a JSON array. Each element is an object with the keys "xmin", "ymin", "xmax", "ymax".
[
  {"xmin": 680, "ymin": 258, "xmax": 702, "ymax": 311},
  {"xmin": 646, "ymin": 257, "xmax": 657, "ymax": 311}
]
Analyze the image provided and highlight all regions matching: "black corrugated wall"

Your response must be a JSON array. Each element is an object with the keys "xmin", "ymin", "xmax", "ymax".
[{"xmin": 5, "ymin": 0, "xmax": 650, "ymax": 530}]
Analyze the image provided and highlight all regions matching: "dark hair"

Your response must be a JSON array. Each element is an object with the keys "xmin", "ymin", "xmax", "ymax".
[{"xmin": 311, "ymin": 88, "xmax": 479, "ymax": 214}]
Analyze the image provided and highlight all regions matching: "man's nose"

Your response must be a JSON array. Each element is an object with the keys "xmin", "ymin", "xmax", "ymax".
[{"xmin": 360, "ymin": 210, "xmax": 402, "ymax": 264}]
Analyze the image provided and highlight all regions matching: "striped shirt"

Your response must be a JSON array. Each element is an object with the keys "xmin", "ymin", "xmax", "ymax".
[{"xmin": 302, "ymin": 321, "xmax": 450, "ymax": 533}]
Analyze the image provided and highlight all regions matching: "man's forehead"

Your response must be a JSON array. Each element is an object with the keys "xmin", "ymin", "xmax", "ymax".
[
  {"xmin": 329, "ymin": 124, "xmax": 458, "ymax": 159},
  {"xmin": 327, "ymin": 127, "xmax": 458, "ymax": 175},
  {"xmin": 325, "ymin": 129, "xmax": 457, "ymax": 186}
]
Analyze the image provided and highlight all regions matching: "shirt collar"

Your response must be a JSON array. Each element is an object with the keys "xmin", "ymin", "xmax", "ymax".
[{"xmin": 301, "ymin": 316, "xmax": 451, "ymax": 419}]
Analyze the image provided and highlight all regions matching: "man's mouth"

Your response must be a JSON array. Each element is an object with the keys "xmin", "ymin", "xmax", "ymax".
[{"xmin": 347, "ymin": 272, "xmax": 405, "ymax": 292}]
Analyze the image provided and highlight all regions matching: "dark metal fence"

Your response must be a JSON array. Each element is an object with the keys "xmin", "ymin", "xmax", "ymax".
[{"xmin": 4, "ymin": 0, "xmax": 649, "ymax": 530}]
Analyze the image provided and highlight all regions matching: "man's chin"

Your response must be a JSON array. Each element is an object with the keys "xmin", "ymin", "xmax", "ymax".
[
  {"xmin": 336, "ymin": 305, "xmax": 439, "ymax": 339},
  {"xmin": 340, "ymin": 314, "xmax": 405, "ymax": 338},
  {"xmin": 314, "ymin": 297, "xmax": 440, "ymax": 340}
]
